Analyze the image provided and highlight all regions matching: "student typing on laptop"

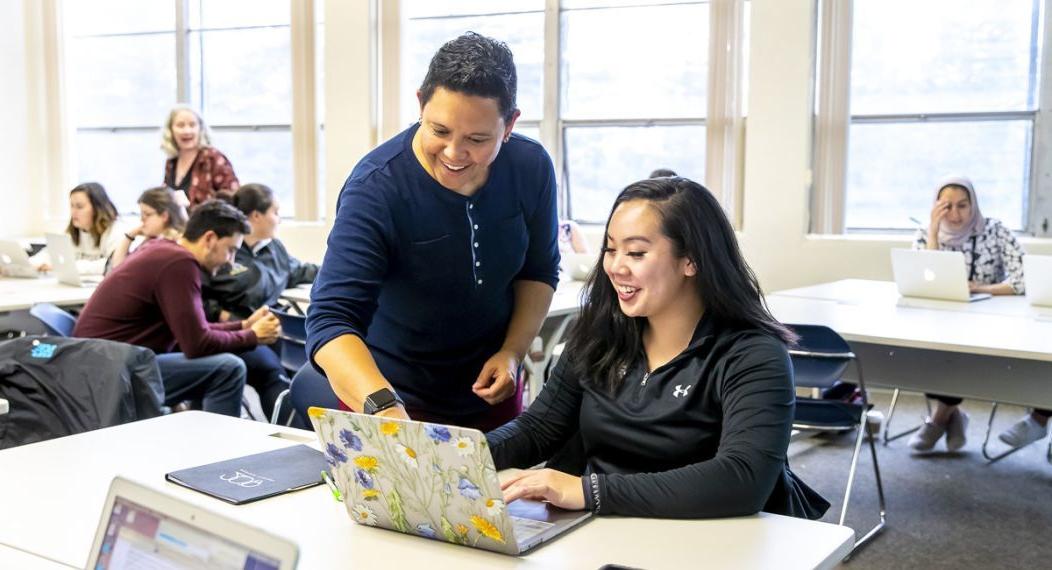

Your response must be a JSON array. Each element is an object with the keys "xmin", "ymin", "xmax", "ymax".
[
  {"xmin": 31, "ymin": 182, "xmax": 130, "ymax": 276},
  {"xmin": 487, "ymin": 177, "xmax": 829, "ymax": 520},
  {"xmin": 907, "ymin": 176, "xmax": 1032, "ymax": 453}
]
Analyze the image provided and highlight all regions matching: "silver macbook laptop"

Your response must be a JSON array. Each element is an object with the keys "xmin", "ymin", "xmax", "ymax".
[
  {"xmin": 45, "ymin": 232, "xmax": 104, "ymax": 287},
  {"xmin": 0, "ymin": 240, "xmax": 39, "ymax": 278},
  {"xmin": 890, "ymin": 248, "xmax": 991, "ymax": 302},
  {"xmin": 560, "ymin": 252, "xmax": 596, "ymax": 281},
  {"xmin": 1024, "ymin": 255, "xmax": 1052, "ymax": 308},
  {"xmin": 308, "ymin": 407, "xmax": 592, "ymax": 556},
  {"xmin": 87, "ymin": 476, "xmax": 298, "ymax": 569}
]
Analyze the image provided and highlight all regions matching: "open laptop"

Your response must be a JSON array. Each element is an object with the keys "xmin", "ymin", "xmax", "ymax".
[
  {"xmin": 308, "ymin": 407, "xmax": 592, "ymax": 556},
  {"xmin": 0, "ymin": 240, "xmax": 39, "ymax": 278},
  {"xmin": 45, "ymin": 232, "xmax": 104, "ymax": 287},
  {"xmin": 1024, "ymin": 254, "xmax": 1052, "ymax": 308},
  {"xmin": 560, "ymin": 252, "xmax": 596, "ymax": 281},
  {"xmin": 87, "ymin": 476, "xmax": 298, "ymax": 569},
  {"xmin": 890, "ymin": 248, "xmax": 991, "ymax": 302}
]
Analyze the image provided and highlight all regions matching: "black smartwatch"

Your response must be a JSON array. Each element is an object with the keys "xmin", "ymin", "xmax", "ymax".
[{"xmin": 363, "ymin": 388, "xmax": 403, "ymax": 415}]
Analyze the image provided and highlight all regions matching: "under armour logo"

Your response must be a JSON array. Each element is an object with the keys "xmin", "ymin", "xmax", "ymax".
[{"xmin": 673, "ymin": 384, "xmax": 692, "ymax": 398}]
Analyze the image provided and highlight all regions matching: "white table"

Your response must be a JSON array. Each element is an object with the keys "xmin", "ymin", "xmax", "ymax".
[
  {"xmin": 0, "ymin": 277, "xmax": 95, "ymax": 312},
  {"xmin": 767, "ymin": 279, "xmax": 1052, "ymax": 408},
  {"xmin": 0, "ymin": 412, "xmax": 853, "ymax": 570}
]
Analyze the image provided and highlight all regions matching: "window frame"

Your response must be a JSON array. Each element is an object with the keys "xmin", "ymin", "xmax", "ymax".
[
  {"xmin": 812, "ymin": 0, "xmax": 1052, "ymax": 236},
  {"xmin": 390, "ymin": 0, "xmax": 747, "ymax": 227},
  {"xmin": 59, "ymin": 0, "xmax": 322, "ymax": 220}
]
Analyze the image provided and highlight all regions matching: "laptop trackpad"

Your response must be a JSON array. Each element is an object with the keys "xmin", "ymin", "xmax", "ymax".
[{"xmin": 508, "ymin": 499, "xmax": 591, "ymax": 543}]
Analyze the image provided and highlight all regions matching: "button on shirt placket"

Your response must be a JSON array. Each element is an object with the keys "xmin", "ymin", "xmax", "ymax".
[{"xmin": 466, "ymin": 201, "xmax": 483, "ymax": 287}]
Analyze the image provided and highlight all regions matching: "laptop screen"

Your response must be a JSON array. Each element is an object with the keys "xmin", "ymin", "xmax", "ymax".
[{"xmin": 92, "ymin": 495, "xmax": 281, "ymax": 570}]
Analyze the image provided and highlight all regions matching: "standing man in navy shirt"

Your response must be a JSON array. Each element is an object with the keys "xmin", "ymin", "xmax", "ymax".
[{"xmin": 306, "ymin": 32, "xmax": 560, "ymax": 430}]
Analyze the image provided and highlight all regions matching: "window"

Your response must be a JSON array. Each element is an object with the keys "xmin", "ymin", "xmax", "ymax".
[
  {"xmin": 63, "ymin": 0, "xmax": 317, "ymax": 217},
  {"xmin": 814, "ymin": 0, "xmax": 1048, "ymax": 233},
  {"xmin": 399, "ymin": 1, "xmax": 746, "ymax": 224}
]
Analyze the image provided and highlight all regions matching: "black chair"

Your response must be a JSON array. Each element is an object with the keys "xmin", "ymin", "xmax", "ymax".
[
  {"xmin": 272, "ymin": 308, "xmax": 307, "ymax": 374},
  {"xmin": 28, "ymin": 303, "xmax": 77, "ymax": 337},
  {"xmin": 787, "ymin": 324, "xmax": 886, "ymax": 556}
]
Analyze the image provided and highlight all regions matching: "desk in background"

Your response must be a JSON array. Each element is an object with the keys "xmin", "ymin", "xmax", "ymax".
[
  {"xmin": 0, "ymin": 412, "xmax": 853, "ymax": 570},
  {"xmin": 767, "ymin": 279, "xmax": 1052, "ymax": 408},
  {"xmin": 0, "ymin": 277, "xmax": 95, "ymax": 313}
]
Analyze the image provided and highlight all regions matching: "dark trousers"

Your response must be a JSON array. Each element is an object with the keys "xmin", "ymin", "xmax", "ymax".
[
  {"xmin": 238, "ymin": 345, "xmax": 290, "ymax": 419},
  {"xmin": 157, "ymin": 352, "xmax": 246, "ymax": 417}
]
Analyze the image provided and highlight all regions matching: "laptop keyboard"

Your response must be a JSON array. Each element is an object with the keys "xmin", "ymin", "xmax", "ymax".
[{"xmin": 510, "ymin": 515, "xmax": 555, "ymax": 542}]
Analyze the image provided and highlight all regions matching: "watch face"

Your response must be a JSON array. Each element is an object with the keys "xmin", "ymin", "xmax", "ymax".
[{"xmin": 366, "ymin": 389, "xmax": 397, "ymax": 414}]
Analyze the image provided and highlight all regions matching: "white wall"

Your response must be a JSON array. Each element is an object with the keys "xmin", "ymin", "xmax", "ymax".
[{"xmin": 0, "ymin": 0, "xmax": 35, "ymax": 237}]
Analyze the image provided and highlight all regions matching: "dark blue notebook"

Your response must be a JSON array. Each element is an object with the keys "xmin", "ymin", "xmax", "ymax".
[{"xmin": 166, "ymin": 444, "xmax": 327, "ymax": 505}]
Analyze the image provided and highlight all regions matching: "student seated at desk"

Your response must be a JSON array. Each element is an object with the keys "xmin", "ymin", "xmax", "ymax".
[
  {"xmin": 73, "ymin": 201, "xmax": 284, "ymax": 418},
  {"xmin": 488, "ymin": 177, "xmax": 830, "ymax": 520},
  {"xmin": 32, "ymin": 182, "xmax": 129, "ymax": 275},
  {"xmin": 109, "ymin": 187, "xmax": 188, "ymax": 270},
  {"xmin": 908, "ymin": 175, "xmax": 1030, "ymax": 453},
  {"xmin": 202, "ymin": 183, "xmax": 318, "ymax": 321}
]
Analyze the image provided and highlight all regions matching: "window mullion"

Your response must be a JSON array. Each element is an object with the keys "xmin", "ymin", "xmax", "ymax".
[
  {"xmin": 175, "ymin": 0, "xmax": 190, "ymax": 103},
  {"xmin": 542, "ymin": 0, "xmax": 564, "ymax": 217},
  {"xmin": 811, "ymin": 0, "xmax": 852, "ymax": 235},
  {"xmin": 705, "ymin": 0, "xmax": 745, "ymax": 227},
  {"xmin": 1028, "ymin": 0, "xmax": 1052, "ymax": 236},
  {"xmin": 290, "ymin": 0, "xmax": 318, "ymax": 220}
]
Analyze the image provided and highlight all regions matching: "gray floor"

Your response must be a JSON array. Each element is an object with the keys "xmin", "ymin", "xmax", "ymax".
[{"xmin": 788, "ymin": 390, "xmax": 1052, "ymax": 569}]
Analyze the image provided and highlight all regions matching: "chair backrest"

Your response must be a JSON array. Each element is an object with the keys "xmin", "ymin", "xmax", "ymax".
[
  {"xmin": 785, "ymin": 324, "xmax": 853, "ymax": 389},
  {"xmin": 272, "ymin": 309, "xmax": 307, "ymax": 373},
  {"xmin": 28, "ymin": 303, "xmax": 77, "ymax": 337},
  {"xmin": 289, "ymin": 364, "xmax": 341, "ymax": 430},
  {"xmin": 273, "ymin": 309, "xmax": 306, "ymax": 342}
]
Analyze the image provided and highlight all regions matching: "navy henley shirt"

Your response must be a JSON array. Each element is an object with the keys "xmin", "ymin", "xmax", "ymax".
[{"xmin": 306, "ymin": 124, "xmax": 560, "ymax": 418}]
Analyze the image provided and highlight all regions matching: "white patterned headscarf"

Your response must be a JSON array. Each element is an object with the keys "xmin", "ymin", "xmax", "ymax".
[{"xmin": 934, "ymin": 176, "xmax": 985, "ymax": 248}]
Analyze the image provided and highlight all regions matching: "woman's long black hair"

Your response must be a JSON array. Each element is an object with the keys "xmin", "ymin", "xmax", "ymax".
[{"xmin": 564, "ymin": 176, "xmax": 796, "ymax": 394}]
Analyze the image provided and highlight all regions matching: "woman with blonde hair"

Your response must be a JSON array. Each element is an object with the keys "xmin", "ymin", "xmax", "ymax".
[
  {"xmin": 161, "ymin": 105, "xmax": 239, "ymax": 208},
  {"xmin": 110, "ymin": 187, "xmax": 189, "ymax": 269}
]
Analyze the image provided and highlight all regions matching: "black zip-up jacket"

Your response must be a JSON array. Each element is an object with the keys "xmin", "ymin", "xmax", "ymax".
[
  {"xmin": 202, "ymin": 238, "xmax": 318, "ymax": 321},
  {"xmin": 0, "ymin": 336, "xmax": 164, "ymax": 449},
  {"xmin": 487, "ymin": 315, "xmax": 830, "ymax": 520}
]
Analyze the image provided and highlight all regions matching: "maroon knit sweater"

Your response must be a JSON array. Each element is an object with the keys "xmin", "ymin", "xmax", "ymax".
[{"xmin": 74, "ymin": 239, "xmax": 256, "ymax": 357}]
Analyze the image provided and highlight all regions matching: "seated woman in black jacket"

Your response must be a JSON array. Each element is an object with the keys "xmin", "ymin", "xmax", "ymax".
[
  {"xmin": 202, "ymin": 183, "xmax": 319, "ymax": 321},
  {"xmin": 488, "ymin": 176, "xmax": 829, "ymax": 520}
]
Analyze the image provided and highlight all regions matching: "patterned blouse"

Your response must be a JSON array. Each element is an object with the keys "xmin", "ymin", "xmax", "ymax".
[
  {"xmin": 913, "ymin": 217, "xmax": 1026, "ymax": 294},
  {"xmin": 164, "ymin": 146, "xmax": 240, "ymax": 208}
]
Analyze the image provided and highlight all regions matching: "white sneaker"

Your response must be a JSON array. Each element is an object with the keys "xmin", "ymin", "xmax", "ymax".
[
  {"xmin": 945, "ymin": 410, "xmax": 969, "ymax": 452},
  {"xmin": 998, "ymin": 415, "xmax": 1049, "ymax": 448},
  {"xmin": 865, "ymin": 410, "xmax": 884, "ymax": 438},
  {"xmin": 908, "ymin": 419, "xmax": 945, "ymax": 453}
]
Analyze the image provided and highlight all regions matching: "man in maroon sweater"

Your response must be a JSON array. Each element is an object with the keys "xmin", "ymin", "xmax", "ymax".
[{"xmin": 75, "ymin": 201, "xmax": 281, "ymax": 417}]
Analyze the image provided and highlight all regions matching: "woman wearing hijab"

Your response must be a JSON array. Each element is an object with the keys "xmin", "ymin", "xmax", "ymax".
[{"xmin": 908, "ymin": 176, "xmax": 1027, "ymax": 453}]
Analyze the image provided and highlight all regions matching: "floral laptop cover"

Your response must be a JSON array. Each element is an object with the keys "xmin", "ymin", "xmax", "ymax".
[{"xmin": 308, "ymin": 406, "xmax": 589, "ymax": 556}]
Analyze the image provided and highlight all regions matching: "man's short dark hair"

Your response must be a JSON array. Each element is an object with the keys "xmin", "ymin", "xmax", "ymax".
[
  {"xmin": 183, "ymin": 200, "xmax": 250, "ymax": 242},
  {"xmin": 418, "ymin": 32, "xmax": 518, "ymax": 122},
  {"xmin": 649, "ymin": 168, "xmax": 678, "ymax": 178}
]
